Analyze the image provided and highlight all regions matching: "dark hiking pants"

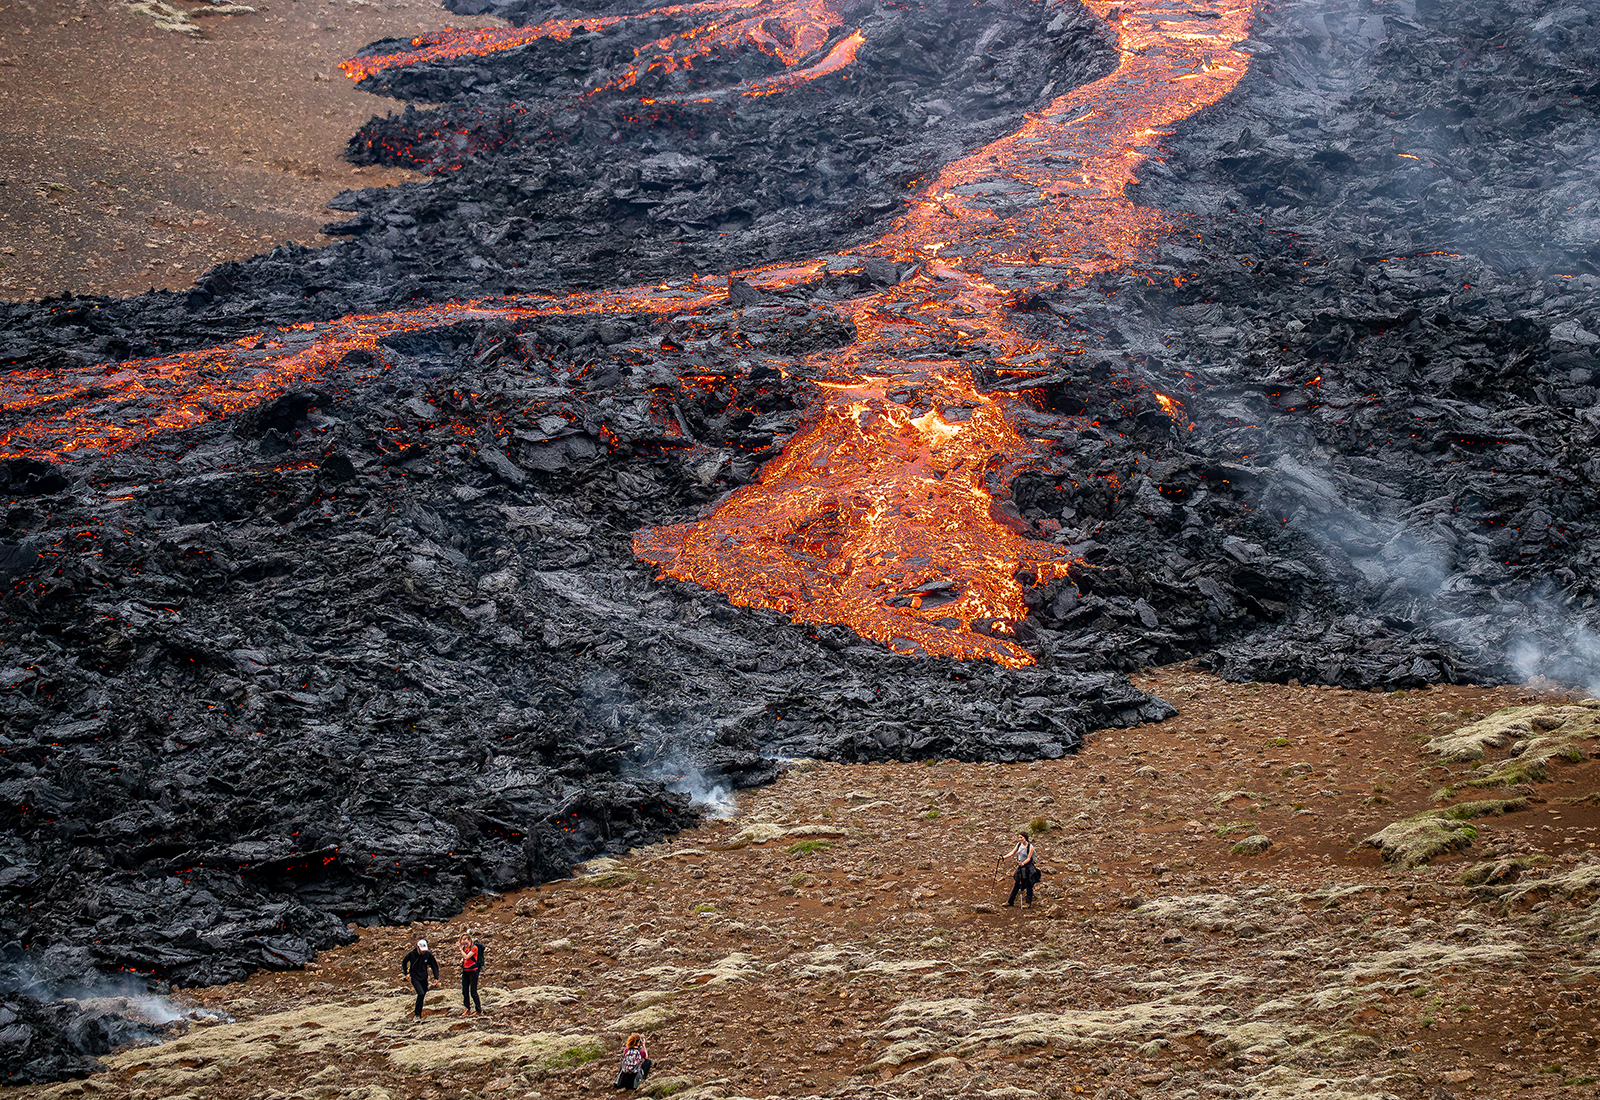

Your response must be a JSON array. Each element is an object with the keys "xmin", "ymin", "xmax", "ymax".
[{"xmin": 1008, "ymin": 864, "xmax": 1035, "ymax": 906}]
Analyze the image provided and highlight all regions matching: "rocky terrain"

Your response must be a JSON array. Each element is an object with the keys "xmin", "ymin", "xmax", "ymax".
[
  {"xmin": 3, "ymin": 0, "xmax": 1600, "ymax": 1087},
  {"xmin": 9, "ymin": 670, "xmax": 1600, "ymax": 1100}
]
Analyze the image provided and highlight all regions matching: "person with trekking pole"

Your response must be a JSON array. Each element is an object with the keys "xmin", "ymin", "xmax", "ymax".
[{"xmin": 1003, "ymin": 831, "xmax": 1040, "ymax": 908}]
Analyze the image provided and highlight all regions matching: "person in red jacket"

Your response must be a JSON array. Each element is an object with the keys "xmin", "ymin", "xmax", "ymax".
[{"xmin": 459, "ymin": 934, "xmax": 485, "ymax": 1016}]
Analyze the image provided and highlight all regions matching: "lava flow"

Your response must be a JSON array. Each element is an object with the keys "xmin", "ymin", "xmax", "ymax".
[
  {"xmin": 636, "ymin": 0, "xmax": 1257, "ymax": 667},
  {"xmin": 3, "ymin": 0, "xmax": 1256, "ymax": 670},
  {"xmin": 340, "ymin": 0, "xmax": 848, "ymax": 97}
]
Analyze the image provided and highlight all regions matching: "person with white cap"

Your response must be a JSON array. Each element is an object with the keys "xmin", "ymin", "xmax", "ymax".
[{"xmin": 400, "ymin": 938, "xmax": 440, "ymax": 1018}]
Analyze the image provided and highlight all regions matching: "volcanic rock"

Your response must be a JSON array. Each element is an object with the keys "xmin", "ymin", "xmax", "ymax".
[{"xmin": 2, "ymin": 0, "xmax": 1600, "ymax": 1084}]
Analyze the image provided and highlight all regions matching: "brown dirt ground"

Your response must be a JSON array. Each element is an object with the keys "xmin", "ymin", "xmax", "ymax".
[
  {"xmin": 16, "ymin": 667, "xmax": 1600, "ymax": 1100},
  {"xmin": 0, "ymin": 0, "xmax": 503, "ymax": 301}
]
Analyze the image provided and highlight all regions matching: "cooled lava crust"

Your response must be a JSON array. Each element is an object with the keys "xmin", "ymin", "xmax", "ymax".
[{"xmin": 1, "ymin": 0, "xmax": 1599, "ymax": 1083}]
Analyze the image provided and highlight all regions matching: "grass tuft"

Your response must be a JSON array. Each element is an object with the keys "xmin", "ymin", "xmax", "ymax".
[{"xmin": 545, "ymin": 1041, "xmax": 606, "ymax": 1068}]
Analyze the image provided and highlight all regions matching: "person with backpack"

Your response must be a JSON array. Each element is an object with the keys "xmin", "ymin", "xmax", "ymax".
[
  {"xmin": 400, "ymin": 938, "xmax": 439, "ymax": 1018},
  {"xmin": 613, "ymin": 1032, "xmax": 651, "ymax": 1090},
  {"xmin": 459, "ymin": 933, "xmax": 485, "ymax": 1016},
  {"xmin": 1004, "ymin": 832, "xmax": 1040, "ymax": 908}
]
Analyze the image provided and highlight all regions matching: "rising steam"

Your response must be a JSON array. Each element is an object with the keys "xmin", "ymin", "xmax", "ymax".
[{"xmin": 641, "ymin": 751, "xmax": 740, "ymax": 818}]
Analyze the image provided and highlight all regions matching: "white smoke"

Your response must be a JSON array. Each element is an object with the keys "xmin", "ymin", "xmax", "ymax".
[
  {"xmin": 1505, "ymin": 606, "xmax": 1600, "ymax": 698},
  {"xmin": 645, "ymin": 752, "xmax": 740, "ymax": 818},
  {"xmin": 68, "ymin": 994, "xmax": 227, "ymax": 1029},
  {"xmin": 1, "ymin": 956, "xmax": 230, "ymax": 1055}
]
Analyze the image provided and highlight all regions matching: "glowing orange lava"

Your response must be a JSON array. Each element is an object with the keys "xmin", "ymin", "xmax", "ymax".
[
  {"xmin": 637, "ymin": 0, "xmax": 1257, "ymax": 666},
  {"xmin": 340, "ymin": 0, "xmax": 847, "ymax": 98},
  {"xmin": 0, "ymin": 287, "xmax": 730, "ymax": 457},
  {"xmin": 742, "ymin": 28, "xmax": 863, "ymax": 96},
  {"xmin": 6, "ymin": 0, "xmax": 1257, "ymax": 670}
]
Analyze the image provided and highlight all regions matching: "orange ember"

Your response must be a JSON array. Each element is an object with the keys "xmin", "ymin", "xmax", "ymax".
[{"xmin": 8, "ymin": 0, "xmax": 1258, "ymax": 671}]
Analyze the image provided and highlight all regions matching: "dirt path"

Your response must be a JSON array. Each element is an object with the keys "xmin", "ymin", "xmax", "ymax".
[
  {"xmin": 0, "ymin": 0, "xmax": 502, "ymax": 301},
  {"xmin": 17, "ymin": 669, "xmax": 1600, "ymax": 1100}
]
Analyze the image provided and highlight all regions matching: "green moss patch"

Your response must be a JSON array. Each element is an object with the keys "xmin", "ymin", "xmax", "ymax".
[
  {"xmin": 1362, "ymin": 814, "xmax": 1477, "ymax": 867},
  {"xmin": 1364, "ymin": 799, "xmax": 1528, "ymax": 867},
  {"xmin": 1438, "ymin": 797, "xmax": 1530, "ymax": 819},
  {"xmin": 1230, "ymin": 835, "xmax": 1273, "ymax": 856},
  {"xmin": 388, "ymin": 1031, "xmax": 602, "ymax": 1073},
  {"xmin": 1460, "ymin": 855, "xmax": 1547, "ymax": 886},
  {"xmin": 1426, "ymin": 701, "xmax": 1600, "ymax": 786}
]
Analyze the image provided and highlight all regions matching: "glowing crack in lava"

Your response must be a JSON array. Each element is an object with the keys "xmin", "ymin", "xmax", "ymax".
[
  {"xmin": 3, "ymin": 0, "xmax": 1256, "ymax": 670},
  {"xmin": 339, "ymin": 0, "xmax": 848, "ymax": 97}
]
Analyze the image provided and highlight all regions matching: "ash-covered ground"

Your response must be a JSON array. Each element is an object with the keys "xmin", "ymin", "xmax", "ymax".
[{"xmin": 2, "ymin": 0, "xmax": 1599, "ymax": 1084}]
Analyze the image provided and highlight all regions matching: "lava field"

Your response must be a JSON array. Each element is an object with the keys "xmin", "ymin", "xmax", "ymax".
[{"xmin": 2, "ymin": 0, "xmax": 1599, "ymax": 1083}]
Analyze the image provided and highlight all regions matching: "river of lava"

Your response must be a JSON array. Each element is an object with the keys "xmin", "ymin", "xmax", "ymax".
[
  {"xmin": 637, "ymin": 0, "xmax": 1257, "ymax": 667},
  {"xmin": 1, "ymin": 0, "xmax": 1256, "ymax": 670},
  {"xmin": 339, "ymin": 0, "xmax": 847, "ymax": 96}
]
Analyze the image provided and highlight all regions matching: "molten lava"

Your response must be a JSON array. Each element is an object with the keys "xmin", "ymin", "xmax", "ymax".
[
  {"xmin": 5, "ymin": 0, "xmax": 1257, "ymax": 669},
  {"xmin": 340, "ymin": 0, "xmax": 848, "ymax": 97},
  {"xmin": 637, "ymin": 0, "xmax": 1256, "ymax": 666},
  {"xmin": 742, "ymin": 28, "xmax": 864, "ymax": 96}
]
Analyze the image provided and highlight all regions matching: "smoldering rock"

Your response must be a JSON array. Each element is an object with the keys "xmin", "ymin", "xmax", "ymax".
[
  {"xmin": 1011, "ymin": 0, "xmax": 1600, "ymax": 689},
  {"xmin": 0, "ymin": 993, "xmax": 118, "ymax": 1085}
]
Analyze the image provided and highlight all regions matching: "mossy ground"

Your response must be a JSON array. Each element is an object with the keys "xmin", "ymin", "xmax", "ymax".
[{"xmin": 18, "ymin": 672, "xmax": 1600, "ymax": 1100}]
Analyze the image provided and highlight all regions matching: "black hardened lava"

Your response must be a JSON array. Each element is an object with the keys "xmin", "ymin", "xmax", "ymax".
[
  {"xmin": 1007, "ymin": 0, "xmax": 1600, "ymax": 688},
  {"xmin": 2, "ymin": 0, "xmax": 1599, "ymax": 1083},
  {"xmin": 0, "ymin": 0, "xmax": 1116, "ymax": 373}
]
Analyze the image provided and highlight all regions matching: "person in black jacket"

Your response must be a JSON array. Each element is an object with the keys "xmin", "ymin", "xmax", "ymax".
[
  {"xmin": 458, "ymin": 934, "xmax": 485, "ymax": 1016},
  {"xmin": 400, "ymin": 938, "xmax": 439, "ymax": 1018}
]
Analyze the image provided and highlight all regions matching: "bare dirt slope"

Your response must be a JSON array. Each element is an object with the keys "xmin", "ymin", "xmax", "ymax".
[
  {"xmin": 0, "ymin": 0, "xmax": 502, "ymax": 300},
  {"xmin": 13, "ymin": 669, "xmax": 1600, "ymax": 1100}
]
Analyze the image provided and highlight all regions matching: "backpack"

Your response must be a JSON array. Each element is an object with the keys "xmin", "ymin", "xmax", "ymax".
[{"xmin": 620, "ymin": 1047, "xmax": 645, "ymax": 1074}]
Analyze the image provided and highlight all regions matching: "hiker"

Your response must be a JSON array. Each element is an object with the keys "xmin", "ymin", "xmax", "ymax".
[
  {"xmin": 400, "ymin": 938, "xmax": 440, "ymax": 1018},
  {"xmin": 1005, "ymin": 831, "xmax": 1040, "ymax": 908},
  {"xmin": 613, "ymin": 1032, "xmax": 651, "ymax": 1090},
  {"xmin": 459, "ymin": 933, "xmax": 485, "ymax": 1016}
]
